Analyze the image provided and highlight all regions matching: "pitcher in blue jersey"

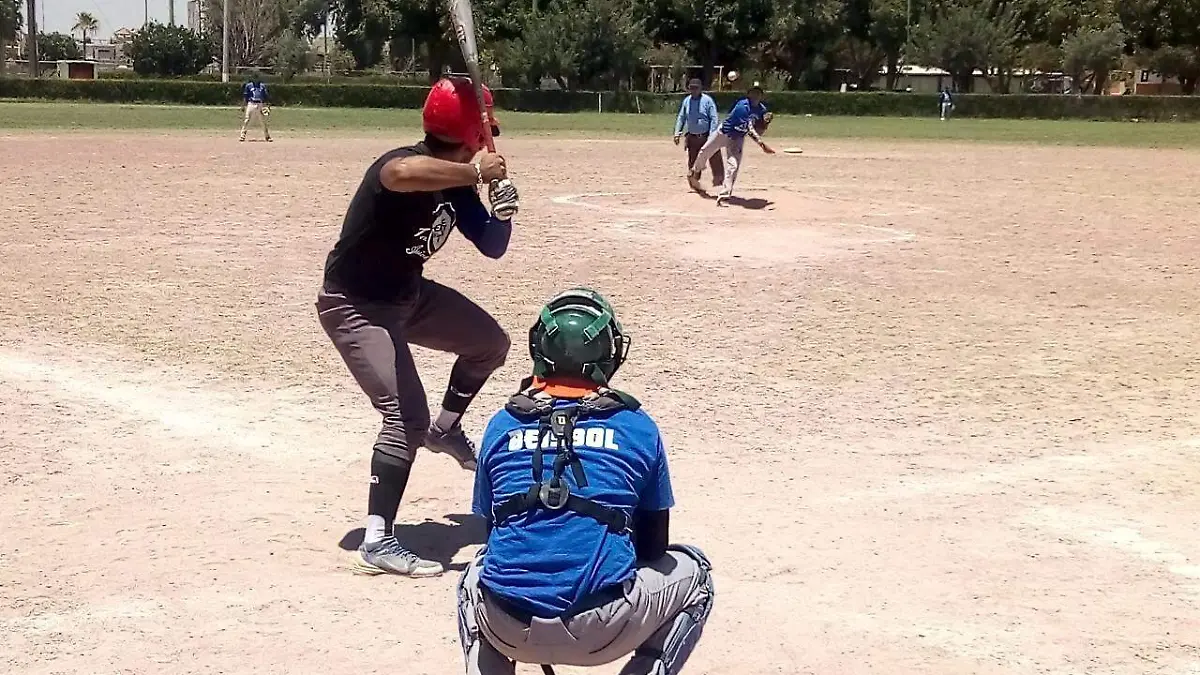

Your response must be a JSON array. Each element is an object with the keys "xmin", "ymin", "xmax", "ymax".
[
  {"xmin": 456, "ymin": 288, "xmax": 714, "ymax": 675},
  {"xmin": 689, "ymin": 81, "xmax": 775, "ymax": 205}
]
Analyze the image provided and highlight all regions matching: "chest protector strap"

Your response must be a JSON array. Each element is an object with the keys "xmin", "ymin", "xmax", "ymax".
[{"xmin": 491, "ymin": 382, "xmax": 640, "ymax": 534}]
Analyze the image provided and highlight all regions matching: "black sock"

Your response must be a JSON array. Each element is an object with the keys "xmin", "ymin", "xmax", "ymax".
[
  {"xmin": 368, "ymin": 450, "xmax": 412, "ymax": 537},
  {"xmin": 441, "ymin": 360, "xmax": 488, "ymax": 415}
]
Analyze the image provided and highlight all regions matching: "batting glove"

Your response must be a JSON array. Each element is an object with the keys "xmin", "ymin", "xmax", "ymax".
[{"xmin": 489, "ymin": 178, "xmax": 519, "ymax": 221}]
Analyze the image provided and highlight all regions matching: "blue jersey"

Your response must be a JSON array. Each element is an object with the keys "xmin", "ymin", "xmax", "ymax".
[
  {"xmin": 473, "ymin": 400, "xmax": 675, "ymax": 618},
  {"xmin": 720, "ymin": 97, "xmax": 768, "ymax": 137},
  {"xmin": 243, "ymin": 82, "xmax": 268, "ymax": 103}
]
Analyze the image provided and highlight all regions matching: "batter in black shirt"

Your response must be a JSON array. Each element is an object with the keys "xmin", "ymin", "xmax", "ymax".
[{"xmin": 315, "ymin": 77, "xmax": 518, "ymax": 578}]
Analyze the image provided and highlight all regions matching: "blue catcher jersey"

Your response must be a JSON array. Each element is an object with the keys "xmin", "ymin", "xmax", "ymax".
[{"xmin": 473, "ymin": 401, "xmax": 675, "ymax": 618}]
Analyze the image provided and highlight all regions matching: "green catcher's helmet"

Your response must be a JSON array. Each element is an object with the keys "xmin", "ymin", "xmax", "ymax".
[{"xmin": 529, "ymin": 288, "xmax": 631, "ymax": 385}]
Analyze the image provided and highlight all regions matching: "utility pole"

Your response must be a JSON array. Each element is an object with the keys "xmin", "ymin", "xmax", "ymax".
[
  {"xmin": 169, "ymin": 0, "xmax": 175, "ymax": 26},
  {"xmin": 25, "ymin": 0, "xmax": 37, "ymax": 77},
  {"xmin": 145, "ymin": 0, "xmax": 149, "ymax": 26},
  {"xmin": 221, "ymin": 0, "xmax": 230, "ymax": 82}
]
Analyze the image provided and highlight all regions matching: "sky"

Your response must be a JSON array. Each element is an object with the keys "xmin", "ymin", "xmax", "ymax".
[{"xmin": 39, "ymin": 0, "xmax": 188, "ymax": 39}]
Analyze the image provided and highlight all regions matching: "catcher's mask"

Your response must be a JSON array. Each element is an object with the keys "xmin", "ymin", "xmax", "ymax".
[{"xmin": 529, "ymin": 288, "xmax": 630, "ymax": 386}]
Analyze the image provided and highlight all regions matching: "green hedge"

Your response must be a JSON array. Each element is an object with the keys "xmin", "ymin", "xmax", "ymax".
[{"xmin": 4, "ymin": 77, "xmax": 1200, "ymax": 120}]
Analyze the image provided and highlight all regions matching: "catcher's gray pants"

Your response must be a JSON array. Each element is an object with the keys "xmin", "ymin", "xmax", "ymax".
[
  {"xmin": 685, "ymin": 133, "xmax": 724, "ymax": 186},
  {"xmin": 241, "ymin": 102, "xmax": 270, "ymax": 138},
  {"xmin": 457, "ymin": 547, "xmax": 714, "ymax": 675},
  {"xmin": 691, "ymin": 132, "xmax": 744, "ymax": 198},
  {"xmin": 316, "ymin": 279, "xmax": 510, "ymax": 462}
]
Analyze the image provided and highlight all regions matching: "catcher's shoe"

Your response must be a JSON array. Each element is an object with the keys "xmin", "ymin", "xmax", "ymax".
[
  {"xmin": 715, "ymin": 194, "xmax": 730, "ymax": 207},
  {"xmin": 238, "ymin": 134, "xmax": 246, "ymax": 142},
  {"xmin": 352, "ymin": 536, "xmax": 444, "ymax": 577},
  {"xmin": 425, "ymin": 423, "xmax": 478, "ymax": 471}
]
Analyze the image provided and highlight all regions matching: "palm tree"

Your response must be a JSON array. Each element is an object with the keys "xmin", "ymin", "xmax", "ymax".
[
  {"xmin": 0, "ymin": 0, "xmax": 20, "ymax": 75},
  {"xmin": 72, "ymin": 12, "xmax": 98, "ymax": 57}
]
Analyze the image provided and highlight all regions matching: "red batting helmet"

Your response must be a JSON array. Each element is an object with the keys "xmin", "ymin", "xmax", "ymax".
[{"xmin": 422, "ymin": 77, "xmax": 500, "ymax": 153}]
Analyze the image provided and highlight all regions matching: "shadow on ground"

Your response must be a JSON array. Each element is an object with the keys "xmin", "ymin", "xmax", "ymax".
[{"xmin": 338, "ymin": 513, "xmax": 486, "ymax": 571}]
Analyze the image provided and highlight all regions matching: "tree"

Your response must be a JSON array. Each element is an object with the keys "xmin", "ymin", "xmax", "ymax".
[
  {"xmin": 1061, "ymin": 23, "xmax": 1124, "ymax": 95},
  {"xmin": 570, "ymin": 0, "xmax": 650, "ymax": 89},
  {"xmin": 763, "ymin": 0, "xmax": 843, "ymax": 89},
  {"xmin": 272, "ymin": 28, "xmax": 312, "ymax": 79},
  {"xmin": 203, "ymin": 0, "xmax": 295, "ymax": 68},
  {"xmin": 128, "ymin": 22, "xmax": 213, "ymax": 76},
  {"xmin": 330, "ymin": 0, "xmax": 389, "ymax": 69},
  {"xmin": 836, "ymin": 35, "xmax": 885, "ymax": 88},
  {"xmin": 495, "ymin": 9, "xmax": 576, "ymax": 88},
  {"xmin": 909, "ymin": 0, "xmax": 1019, "ymax": 92},
  {"xmin": 72, "ymin": 12, "xmax": 99, "ymax": 55},
  {"xmin": 494, "ymin": 0, "xmax": 649, "ymax": 90},
  {"xmin": 38, "ymin": 31, "xmax": 83, "ymax": 61},
  {"xmin": 641, "ymin": 0, "xmax": 772, "ymax": 84},
  {"xmin": 1145, "ymin": 45, "xmax": 1200, "ymax": 95},
  {"xmin": 0, "ymin": 0, "xmax": 20, "ymax": 75},
  {"xmin": 869, "ymin": 0, "xmax": 910, "ymax": 90}
]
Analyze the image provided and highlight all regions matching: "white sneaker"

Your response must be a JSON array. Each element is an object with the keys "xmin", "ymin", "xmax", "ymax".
[{"xmin": 352, "ymin": 536, "xmax": 444, "ymax": 577}]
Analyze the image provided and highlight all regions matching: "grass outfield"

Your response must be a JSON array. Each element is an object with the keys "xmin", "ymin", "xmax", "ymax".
[{"xmin": 3, "ymin": 100, "xmax": 1200, "ymax": 147}]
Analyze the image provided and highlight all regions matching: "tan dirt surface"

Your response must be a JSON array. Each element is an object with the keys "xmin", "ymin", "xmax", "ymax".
[{"xmin": 2, "ymin": 132, "xmax": 1199, "ymax": 675}]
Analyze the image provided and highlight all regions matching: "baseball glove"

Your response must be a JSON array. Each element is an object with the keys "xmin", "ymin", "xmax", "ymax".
[{"xmin": 753, "ymin": 111, "xmax": 773, "ymax": 136}]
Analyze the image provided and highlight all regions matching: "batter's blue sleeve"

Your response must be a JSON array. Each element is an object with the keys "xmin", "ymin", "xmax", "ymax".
[{"xmin": 447, "ymin": 187, "xmax": 511, "ymax": 259}]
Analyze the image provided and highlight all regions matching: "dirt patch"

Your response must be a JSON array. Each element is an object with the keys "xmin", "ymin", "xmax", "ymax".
[{"xmin": 2, "ymin": 132, "xmax": 1200, "ymax": 675}]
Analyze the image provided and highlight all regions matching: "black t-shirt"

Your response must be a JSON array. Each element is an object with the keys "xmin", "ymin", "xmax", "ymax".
[{"xmin": 323, "ymin": 143, "xmax": 464, "ymax": 300}]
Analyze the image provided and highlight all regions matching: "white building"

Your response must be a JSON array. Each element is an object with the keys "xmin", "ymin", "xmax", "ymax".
[{"xmin": 187, "ymin": 0, "xmax": 206, "ymax": 34}]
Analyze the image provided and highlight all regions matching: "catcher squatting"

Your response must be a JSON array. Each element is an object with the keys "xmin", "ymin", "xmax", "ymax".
[{"xmin": 316, "ymin": 78, "xmax": 714, "ymax": 675}]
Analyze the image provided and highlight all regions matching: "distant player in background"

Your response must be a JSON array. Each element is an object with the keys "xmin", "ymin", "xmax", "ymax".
[
  {"xmin": 689, "ymin": 81, "xmax": 775, "ymax": 206},
  {"xmin": 673, "ymin": 78, "xmax": 724, "ymax": 190},
  {"xmin": 939, "ymin": 88, "xmax": 954, "ymax": 121},
  {"xmin": 240, "ymin": 72, "xmax": 272, "ymax": 142}
]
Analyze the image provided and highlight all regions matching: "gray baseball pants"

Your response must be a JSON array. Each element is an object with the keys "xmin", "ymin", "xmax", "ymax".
[
  {"xmin": 316, "ymin": 278, "xmax": 510, "ymax": 461},
  {"xmin": 457, "ymin": 547, "xmax": 714, "ymax": 675}
]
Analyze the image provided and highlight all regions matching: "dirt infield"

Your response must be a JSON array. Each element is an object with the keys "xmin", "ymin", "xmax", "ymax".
[{"xmin": 2, "ymin": 131, "xmax": 1199, "ymax": 675}]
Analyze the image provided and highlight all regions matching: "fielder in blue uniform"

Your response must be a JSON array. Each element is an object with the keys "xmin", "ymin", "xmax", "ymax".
[
  {"xmin": 939, "ymin": 88, "xmax": 954, "ymax": 121},
  {"xmin": 689, "ymin": 81, "xmax": 775, "ymax": 204},
  {"xmin": 457, "ymin": 288, "xmax": 714, "ymax": 675},
  {"xmin": 240, "ymin": 73, "xmax": 271, "ymax": 142}
]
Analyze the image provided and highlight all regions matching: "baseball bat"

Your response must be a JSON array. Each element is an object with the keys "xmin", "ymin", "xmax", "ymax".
[{"xmin": 447, "ymin": 0, "xmax": 496, "ymax": 153}]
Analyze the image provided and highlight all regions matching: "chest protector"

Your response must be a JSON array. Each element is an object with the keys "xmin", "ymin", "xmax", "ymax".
[{"xmin": 491, "ymin": 380, "xmax": 640, "ymax": 535}]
